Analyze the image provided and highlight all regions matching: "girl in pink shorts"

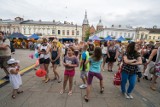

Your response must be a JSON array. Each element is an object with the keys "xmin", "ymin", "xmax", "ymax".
[{"xmin": 60, "ymin": 46, "xmax": 79, "ymax": 95}]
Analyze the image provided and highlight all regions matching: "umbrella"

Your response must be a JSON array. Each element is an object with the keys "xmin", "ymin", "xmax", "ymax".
[
  {"xmin": 28, "ymin": 34, "xmax": 40, "ymax": 40},
  {"xmin": 117, "ymin": 36, "xmax": 126, "ymax": 42},
  {"xmin": 8, "ymin": 33, "xmax": 27, "ymax": 39},
  {"xmin": 104, "ymin": 35, "xmax": 113, "ymax": 41},
  {"xmin": 35, "ymin": 69, "xmax": 46, "ymax": 77},
  {"xmin": 91, "ymin": 35, "xmax": 101, "ymax": 41}
]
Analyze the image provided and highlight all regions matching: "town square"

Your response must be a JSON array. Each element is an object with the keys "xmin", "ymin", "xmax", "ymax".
[{"xmin": 0, "ymin": 0, "xmax": 160, "ymax": 107}]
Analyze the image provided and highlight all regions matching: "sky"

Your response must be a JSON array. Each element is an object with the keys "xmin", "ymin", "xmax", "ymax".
[{"xmin": 0, "ymin": 0, "xmax": 160, "ymax": 28}]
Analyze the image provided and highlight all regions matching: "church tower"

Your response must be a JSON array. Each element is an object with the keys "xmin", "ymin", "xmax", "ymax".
[
  {"xmin": 82, "ymin": 11, "xmax": 90, "ymax": 41},
  {"xmin": 96, "ymin": 18, "xmax": 103, "ymax": 31}
]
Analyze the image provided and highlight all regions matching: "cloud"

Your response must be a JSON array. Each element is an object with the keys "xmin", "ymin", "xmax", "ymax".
[{"xmin": 0, "ymin": 0, "xmax": 160, "ymax": 27}]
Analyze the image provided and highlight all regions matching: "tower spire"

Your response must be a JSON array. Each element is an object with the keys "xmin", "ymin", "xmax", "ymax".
[{"xmin": 83, "ymin": 10, "xmax": 89, "ymax": 25}]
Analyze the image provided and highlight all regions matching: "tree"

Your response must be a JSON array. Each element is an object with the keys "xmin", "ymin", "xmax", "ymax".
[{"xmin": 85, "ymin": 29, "xmax": 90, "ymax": 41}]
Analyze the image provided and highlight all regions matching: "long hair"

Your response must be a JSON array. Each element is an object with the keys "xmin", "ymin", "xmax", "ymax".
[
  {"xmin": 126, "ymin": 42, "xmax": 138, "ymax": 57},
  {"xmin": 92, "ymin": 47, "xmax": 102, "ymax": 61}
]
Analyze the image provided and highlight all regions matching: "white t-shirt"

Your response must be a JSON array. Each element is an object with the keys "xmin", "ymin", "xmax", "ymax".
[
  {"xmin": 0, "ymin": 39, "xmax": 11, "ymax": 56},
  {"xmin": 39, "ymin": 43, "xmax": 50, "ymax": 59},
  {"xmin": 101, "ymin": 45, "xmax": 108, "ymax": 54}
]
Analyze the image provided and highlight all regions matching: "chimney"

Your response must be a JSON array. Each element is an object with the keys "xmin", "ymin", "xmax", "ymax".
[
  {"xmin": 0, "ymin": 19, "xmax": 2, "ymax": 21},
  {"xmin": 39, "ymin": 20, "xmax": 42, "ymax": 22},
  {"xmin": 53, "ymin": 20, "xmax": 55, "ymax": 23},
  {"xmin": 64, "ymin": 21, "xmax": 67, "ymax": 24},
  {"xmin": 119, "ymin": 25, "xmax": 121, "ymax": 27},
  {"xmin": 112, "ymin": 25, "xmax": 114, "ymax": 27}
]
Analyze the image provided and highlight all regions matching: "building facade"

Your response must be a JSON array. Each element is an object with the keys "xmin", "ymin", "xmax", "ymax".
[
  {"xmin": 92, "ymin": 25, "xmax": 136, "ymax": 40},
  {"xmin": 0, "ymin": 17, "xmax": 82, "ymax": 42}
]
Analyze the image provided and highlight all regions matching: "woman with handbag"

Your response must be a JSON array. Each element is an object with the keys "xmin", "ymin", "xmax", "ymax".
[
  {"xmin": 150, "ymin": 43, "xmax": 160, "ymax": 91},
  {"xmin": 121, "ymin": 42, "xmax": 142, "ymax": 99}
]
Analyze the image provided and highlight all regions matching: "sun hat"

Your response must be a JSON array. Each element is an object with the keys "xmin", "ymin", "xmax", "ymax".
[{"xmin": 7, "ymin": 58, "xmax": 20, "ymax": 64}]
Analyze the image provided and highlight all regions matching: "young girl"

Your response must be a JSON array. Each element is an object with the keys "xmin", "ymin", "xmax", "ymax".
[
  {"xmin": 60, "ymin": 46, "xmax": 79, "ymax": 95},
  {"xmin": 7, "ymin": 58, "xmax": 23, "ymax": 99},
  {"xmin": 84, "ymin": 47, "xmax": 104, "ymax": 102}
]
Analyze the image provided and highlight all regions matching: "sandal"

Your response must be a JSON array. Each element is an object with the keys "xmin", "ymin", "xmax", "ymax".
[
  {"xmin": 84, "ymin": 95, "xmax": 89, "ymax": 102},
  {"xmin": 45, "ymin": 78, "xmax": 50, "ymax": 83},
  {"xmin": 12, "ymin": 95, "xmax": 16, "ymax": 99},
  {"xmin": 100, "ymin": 87, "xmax": 104, "ymax": 94},
  {"xmin": 68, "ymin": 90, "xmax": 72, "ymax": 96},
  {"xmin": 53, "ymin": 77, "xmax": 57, "ymax": 81},
  {"xmin": 17, "ymin": 90, "xmax": 23, "ymax": 94},
  {"xmin": 57, "ymin": 78, "xmax": 62, "ymax": 83},
  {"xmin": 60, "ymin": 89, "xmax": 65, "ymax": 94}
]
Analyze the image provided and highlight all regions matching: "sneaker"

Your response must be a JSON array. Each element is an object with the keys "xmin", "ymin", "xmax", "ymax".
[
  {"xmin": 124, "ymin": 93, "xmax": 130, "ymax": 99},
  {"xmin": 79, "ymin": 84, "xmax": 87, "ymax": 89},
  {"xmin": 128, "ymin": 94, "xmax": 133, "ymax": 99}
]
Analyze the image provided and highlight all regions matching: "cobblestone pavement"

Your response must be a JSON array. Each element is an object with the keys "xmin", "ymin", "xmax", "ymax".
[{"xmin": 0, "ymin": 49, "xmax": 160, "ymax": 107}]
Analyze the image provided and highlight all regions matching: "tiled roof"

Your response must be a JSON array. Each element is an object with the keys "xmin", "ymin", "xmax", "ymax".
[
  {"xmin": 146, "ymin": 28, "xmax": 160, "ymax": 34},
  {"xmin": 0, "ymin": 20, "xmax": 81, "ymax": 27}
]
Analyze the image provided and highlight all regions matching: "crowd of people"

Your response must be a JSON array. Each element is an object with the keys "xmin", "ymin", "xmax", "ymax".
[{"xmin": 0, "ymin": 31, "xmax": 160, "ymax": 101}]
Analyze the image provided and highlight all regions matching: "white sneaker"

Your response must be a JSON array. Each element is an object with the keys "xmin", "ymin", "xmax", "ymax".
[
  {"xmin": 79, "ymin": 84, "xmax": 87, "ymax": 89},
  {"xmin": 128, "ymin": 94, "xmax": 133, "ymax": 99},
  {"xmin": 124, "ymin": 93, "xmax": 130, "ymax": 99}
]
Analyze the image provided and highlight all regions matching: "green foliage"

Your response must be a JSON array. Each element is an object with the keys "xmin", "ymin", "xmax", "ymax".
[
  {"xmin": 99, "ymin": 37, "xmax": 104, "ymax": 39},
  {"xmin": 85, "ymin": 29, "xmax": 90, "ymax": 41},
  {"xmin": 125, "ymin": 38, "xmax": 132, "ymax": 40}
]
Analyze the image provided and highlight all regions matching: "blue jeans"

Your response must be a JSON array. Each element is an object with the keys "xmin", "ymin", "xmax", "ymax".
[{"xmin": 121, "ymin": 71, "xmax": 137, "ymax": 94}]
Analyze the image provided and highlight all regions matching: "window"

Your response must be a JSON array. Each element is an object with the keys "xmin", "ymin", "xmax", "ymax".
[
  {"xmin": 149, "ymin": 36, "xmax": 151, "ymax": 39},
  {"xmin": 120, "ymin": 32, "xmax": 122, "ymax": 36},
  {"xmin": 128, "ymin": 33, "xmax": 130, "ymax": 37},
  {"xmin": 115, "ymin": 32, "xmax": 117, "ymax": 36},
  {"xmin": 141, "ymin": 34, "xmax": 144, "ymax": 39},
  {"xmin": 58, "ymin": 30, "xmax": 61, "ymax": 35},
  {"xmin": 52, "ymin": 30, "xmax": 55, "ymax": 34},
  {"xmin": 29, "ymin": 28, "xmax": 31, "ymax": 34},
  {"xmin": 107, "ymin": 32, "xmax": 109, "ymax": 35},
  {"xmin": 111, "ymin": 32, "xmax": 113, "ymax": 36},
  {"xmin": 124, "ymin": 33, "xmax": 126, "ymax": 37},
  {"xmin": 72, "ymin": 30, "xmax": 74, "ymax": 35},
  {"xmin": 67, "ymin": 30, "xmax": 69, "ymax": 35},
  {"xmin": 145, "ymin": 34, "xmax": 148, "ymax": 39},
  {"xmin": 77, "ymin": 31, "xmax": 79, "ymax": 35},
  {"xmin": 62, "ymin": 30, "xmax": 65, "ymax": 35},
  {"xmin": 158, "ymin": 36, "xmax": 160, "ymax": 39},
  {"xmin": 153, "ymin": 36, "xmax": 155, "ymax": 39},
  {"xmin": 23, "ymin": 28, "xmax": 26, "ymax": 34},
  {"xmin": 132, "ymin": 33, "xmax": 135, "ymax": 37}
]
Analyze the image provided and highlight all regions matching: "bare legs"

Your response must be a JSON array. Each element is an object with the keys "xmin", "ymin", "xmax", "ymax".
[
  {"xmin": 102, "ymin": 56, "xmax": 107, "ymax": 71},
  {"xmin": 85, "ymin": 80, "xmax": 104, "ymax": 102},
  {"xmin": 150, "ymin": 75, "xmax": 158, "ymax": 91},
  {"xmin": 40, "ymin": 63, "xmax": 50, "ymax": 82},
  {"xmin": 60, "ymin": 75, "xmax": 73, "ymax": 95},
  {"xmin": 108, "ymin": 62, "xmax": 114, "ymax": 72},
  {"xmin": 52, "ymin": 64, "xmax": 61, "ymax": 82}
]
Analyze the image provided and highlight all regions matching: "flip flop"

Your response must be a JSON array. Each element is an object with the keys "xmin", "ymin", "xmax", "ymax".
[
  {"xmin": 100, "ymin": 87, "xmax": 104, "ymax": 94},
  {"xmin": 68, "ymin": 91, "xmax": 72, "ymax": 96}
]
